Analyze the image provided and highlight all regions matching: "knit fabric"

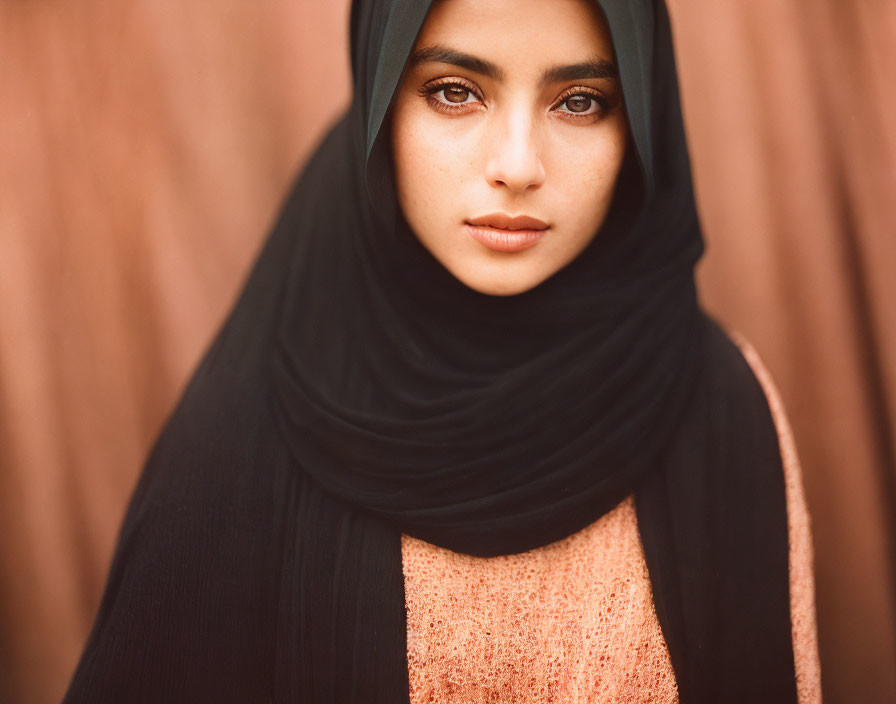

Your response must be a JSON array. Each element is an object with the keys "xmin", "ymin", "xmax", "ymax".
[{"xmin": 402, "ymin": 340, "xmax": 822, "ymax": 703}]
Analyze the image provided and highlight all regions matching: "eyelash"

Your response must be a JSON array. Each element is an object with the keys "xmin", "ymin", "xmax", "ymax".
[
  {"xmin": 554, "ymin": 87, "xmax": 611, "ymax": 117},
  {"xmin": 417, "ymin": 78, "xmax": 610, "ymax": 120},
  {"xmin": 418, "ymin": 78, "xmax": 483, "ymax": 113}
]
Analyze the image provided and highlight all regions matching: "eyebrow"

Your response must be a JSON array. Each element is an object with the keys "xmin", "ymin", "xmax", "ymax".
[
  {"xmin": 542, "ymin": 59, "xmax": 618, "ymax": 83},
  {"xmin": 409, "ymin": 44, "xmax": 618, "ymax": 84},
  {"xmin": 410, "ymin": 46, "xmax": 506, "ymax": 81}
]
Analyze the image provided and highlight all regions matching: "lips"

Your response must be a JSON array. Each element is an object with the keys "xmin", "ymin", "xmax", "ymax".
[{"xmin": 465, "ymin": 213, "xmax": 549, "ymax": 253}]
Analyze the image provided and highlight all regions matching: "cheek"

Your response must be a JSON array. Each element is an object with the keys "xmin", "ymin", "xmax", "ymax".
[
  {"xmin": 393, "ymin": 107, "xmax": 474, "ymax": 226},
  {"xmin": 550, "ymin": 127, "xmax": 627, "ymax": 234}
]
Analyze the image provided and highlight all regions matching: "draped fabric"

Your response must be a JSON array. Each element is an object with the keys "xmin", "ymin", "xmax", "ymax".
[
  {"xmin": 52, "ymin": 0, "xmax": 798, "ymax": 701},
  {"xmin": 272, "ymin": 0, "xmax": 706, "ymax": 558},
  {"xmin": 3, "ymin": 1, "xmax": 895, "ymax": 703}
]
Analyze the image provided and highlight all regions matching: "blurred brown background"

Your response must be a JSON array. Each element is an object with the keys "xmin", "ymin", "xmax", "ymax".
[{"xmin": 1, "ymin": 1, "xmax": 894, "ymax": 702}]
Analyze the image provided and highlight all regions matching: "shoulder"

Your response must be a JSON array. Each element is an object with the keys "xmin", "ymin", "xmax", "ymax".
[
  {"xmin": 727, "ymin": 333, "xmax": 799, "ymax": 476},
  {"xmin": 693, "ymin": 318, "xmax": 787, "ymax": 479},
  {"xmin": 64, "ymin": 343, "xmax": 291, "ymax": 701},
  {"xmin": 721, "ymin": 326, "xmax": 803, "ymax": 510},
  {"xmin": 719, "ymin": 326, "xmax": 823, "ymax": 704},
  {"xmin": 700, "ymin": 317, "xmax": 769, "ymax": 402}
]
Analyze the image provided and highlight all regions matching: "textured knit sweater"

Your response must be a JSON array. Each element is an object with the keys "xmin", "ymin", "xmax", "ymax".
[{"xmin": 401, "ymin": 340, "xmax": 822, "ymax": 703}]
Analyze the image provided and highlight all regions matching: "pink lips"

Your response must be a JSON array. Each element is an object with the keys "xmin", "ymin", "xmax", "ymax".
[{"xmin": 465, "ymin": 213, "xmax": 549, "ymax": 253}]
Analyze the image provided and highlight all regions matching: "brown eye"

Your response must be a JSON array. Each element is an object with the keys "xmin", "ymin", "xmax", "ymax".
[
  {"xmin": 443, "ymin": 85, "xmax": 471, "ymax": 103},
  {"xmin": 419, "ymin": 80, "xmax": 483, "ymax": 113},
  {"xmin": 564, "ymin": 95, "xmax": 593, "ymax": 113}
]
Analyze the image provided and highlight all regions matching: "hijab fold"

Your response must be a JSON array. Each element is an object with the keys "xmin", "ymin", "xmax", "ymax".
[{"xmin": 63, "ymin": 1, "xmax": 799, "ymax": 701}]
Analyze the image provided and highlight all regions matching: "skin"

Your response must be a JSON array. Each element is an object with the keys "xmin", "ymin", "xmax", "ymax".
[{"xmin": 390, "ymin": 0, "xmax": 629, "ymax": 296}]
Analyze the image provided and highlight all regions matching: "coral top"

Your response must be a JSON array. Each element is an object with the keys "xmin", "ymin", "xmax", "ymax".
[{"xmin": 402, "ymin": 340, "xmax": 822, "ymax": 703}]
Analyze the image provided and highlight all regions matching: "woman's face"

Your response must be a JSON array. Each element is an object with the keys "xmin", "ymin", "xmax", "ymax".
[{"xmin": 391, "ymin": 0, "xmax": 628, "ymax": 296}]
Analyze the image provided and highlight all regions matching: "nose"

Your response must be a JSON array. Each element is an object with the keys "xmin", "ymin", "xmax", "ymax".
[{"xmin": 483, "ymin": 108, "xmax": 546, "ymax": 194}]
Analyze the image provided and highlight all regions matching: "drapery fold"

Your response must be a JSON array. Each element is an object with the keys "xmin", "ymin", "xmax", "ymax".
[
  {"xmin": 2, "ymin": 1, "xmax": 894, "ymax": 702},
  {"xmin": 59, "ymin": 1, "xmax": 797, "ymax": 701}
]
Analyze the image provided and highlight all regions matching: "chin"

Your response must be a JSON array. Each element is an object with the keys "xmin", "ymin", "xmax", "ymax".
[{"xmin": 449, "ymin": 260, "xmax": 555, "ymax": 297}]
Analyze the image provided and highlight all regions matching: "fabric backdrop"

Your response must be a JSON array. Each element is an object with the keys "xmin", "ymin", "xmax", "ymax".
[{"xmin": 0, "ymin": 1, "xmax": 893, "ymax": 702}]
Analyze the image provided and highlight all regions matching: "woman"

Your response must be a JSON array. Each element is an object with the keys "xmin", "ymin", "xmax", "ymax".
[{"xmin": 63, "ymin": 0, "xmax": 820, "ymax": 701}]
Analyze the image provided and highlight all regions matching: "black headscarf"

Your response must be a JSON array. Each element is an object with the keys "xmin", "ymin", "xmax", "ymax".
[{"xmin": 64, "ymin": 0, "xmax": 798, "ymax": 702}]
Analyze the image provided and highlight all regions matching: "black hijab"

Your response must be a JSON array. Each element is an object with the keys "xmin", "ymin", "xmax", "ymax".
[{"xmin": 64, "ymin": 0, "xmax": 798, "ymax": 702}]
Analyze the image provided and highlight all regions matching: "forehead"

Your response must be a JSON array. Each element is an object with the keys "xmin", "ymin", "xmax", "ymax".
[{"xmin": 413, "ymin": 0, "xmax": 615, "ymax": 72}]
